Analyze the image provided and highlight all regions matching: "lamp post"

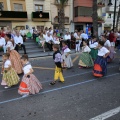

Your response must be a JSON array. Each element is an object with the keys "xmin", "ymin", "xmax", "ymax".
[{"xmin": 108, "ymin": 0, "xmax": 117, "ymax": 32}]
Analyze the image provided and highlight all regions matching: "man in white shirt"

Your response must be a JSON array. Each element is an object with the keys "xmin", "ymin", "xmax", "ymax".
[
  {"xmin": 80, "ymin": 31, "xmax": 88, "ymax": 40},
  {"xmin": 45, "ymin": 32, "xmax": 53, "ymax": 51},
  {"xmin": 74, "ymin": 30, "xmax": 78, "ymax": 38},
  {"xmin": 14, "ymin": 31, "xmax": 27, "ymax": 54},
  {"xmin": 0, "ymin": 33, "xmax": 6, "ymax": 53},
  {"xmin": 20, "ymin": 27, "xmax": 26, "ymax": 42},
  {"xmin": 64, "ymin": 32, "xmax": 71, "ymax": 48}
]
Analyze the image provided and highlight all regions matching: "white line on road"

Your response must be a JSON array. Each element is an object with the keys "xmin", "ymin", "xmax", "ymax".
[
  {"xmin": 0, "ymin": 72, "xmax": 119, "ymax": 105},
  {"xmin": 90, "ymin": 106, "xmax": 120, "ymax": 120}
]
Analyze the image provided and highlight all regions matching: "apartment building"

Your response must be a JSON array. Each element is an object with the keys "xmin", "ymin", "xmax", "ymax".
[
  {"xmin": 73, "ymin": 0, "xmax": 105, "ymax": 36},
  {"xmin": 0, "ymin": 0, "xmax": 73, "ymax": 31},
  {"xmin": 103, "ymin": 0, "xmax": 120, "ymax": 30}
]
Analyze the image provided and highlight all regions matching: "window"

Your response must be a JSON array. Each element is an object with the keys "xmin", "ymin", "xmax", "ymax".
[
  {"xmin": 35, "ymin": 5, "xmax": 43, "ymax": 12},
  {"xmin": 74, "ymin": 7, "xmax": 92, "ymax": 17},
  {"xmin": 65, "ymin": 17, "xmax": 69, "ymax": 23},
  {"xmin": 0, "ymin": 2, "xmax": 4, "ymax": 11},
  {"xmin": 14, "ymin": 3, "xmax": 23, "ymax": 11}
]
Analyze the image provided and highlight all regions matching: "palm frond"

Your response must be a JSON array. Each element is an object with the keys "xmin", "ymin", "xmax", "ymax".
[{"xmin": 59, "ymin": 0, "xmax": 68, "ymax": 5}]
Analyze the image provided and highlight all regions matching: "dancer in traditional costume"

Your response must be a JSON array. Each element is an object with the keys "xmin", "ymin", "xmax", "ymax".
[
  {"xmin": 93, "ymin": 41, "xmax": 110, "ymax": 77},
  {"xmin": 62, "ymin": 41, "xmax": 73, "ymax": 69},
  {"xmin": 5, "ymin": 34, "xmax": 23, "ymax": 74},
  {"xmin": 102, "ymin": 35, "xmax": 114, "ymax": 62},
  {"xmin": 50, "ymin": 44, "xmax": 64, "ymax": 85},
  {"xmin": 89, "ymin": 36, "xmax": 98, "ymax": 61},
  {"xmin": 79, "ymin": 41, "xmax": 93, "ymax": 68},
  {"xmin": 1, "ymin": 53, "xmax": 20, "ymax": 89},
  {"xmin": 18, "ymin": 55, "xmax": 42, "ymax": 97}
]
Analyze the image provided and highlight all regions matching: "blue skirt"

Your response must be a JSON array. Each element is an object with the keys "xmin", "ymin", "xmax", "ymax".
[{"xmin": 93, "ymin": 56, "xmax": 107, "ymax": 77}]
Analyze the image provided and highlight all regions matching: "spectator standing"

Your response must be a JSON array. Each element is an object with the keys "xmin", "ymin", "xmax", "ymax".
[{"xmin": 64, "ymin": 32, "xmax": 71, "ymax": 48}]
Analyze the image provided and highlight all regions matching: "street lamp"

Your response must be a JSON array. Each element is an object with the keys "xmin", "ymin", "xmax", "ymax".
[{"xmin": 108, "ymin": 0, "xmax": 117, "ymax": 32}]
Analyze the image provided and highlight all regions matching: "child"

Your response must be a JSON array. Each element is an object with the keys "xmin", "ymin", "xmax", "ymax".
[
  {"xmin": 89, "ymin": 36, "xmax": 98, "ymax": 61},
  {"xmin": 93, "ymin": 41, "xmax": 110, "ymax": 77},
  {"xmin": 18, "ymin": 54, "xmax": 42, "ymax": 97},
  {"xmin": 1, "ymin": 53, "xmax": 20, "ymax": 89},
  {"xmin": 79, "ymin": 41, "xmax": 94, "ymax": 68},
  {"xmin": 62, "ymin": 41, "xmax": 73, "ymax": 69},
  {"xmin": 50, "ymin": 44, "xmax": 64, "ymax": 85}
]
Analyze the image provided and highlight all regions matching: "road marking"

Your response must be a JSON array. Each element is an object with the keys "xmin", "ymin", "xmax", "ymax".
[
  {"xmin": 0, "ymin": 65, "xmax": 118, "ymax": 93},
  {"xmin": 90, "ymin": 106, "xmax": 120, "ymax": 120},
  {"xmin": 33, "ymin": 66, "xmax": 54, "ymax": 70},
  {"xmin": 72, "ymin": 55, "xmax": 79, "ymax": 63},
  {"xmin": 0, "ymin": 72, "xmax": 119, "ymax": 105}
]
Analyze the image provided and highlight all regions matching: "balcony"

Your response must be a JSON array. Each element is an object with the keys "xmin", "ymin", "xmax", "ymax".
[
  {"xmin": 74, "ymin": 16, "xmax": 93, "ymax": 23},
  {"xmin": 106, "ymin": 6, "xmax": 119, "ymax": 13},
  {"xmin": 53, "ymin": 16, "xmax": 70, "ymax": 24},
  {"xmin": 54, "ymin": 0, "xmax": 68, "ymax": 6},
  {"xmin": 32, "ymin": 12, "xmax": 49, "ymax": 22},
  {"xmin": 97, "ymin": 16, "xmax": 105, "ymax": 23},
  {"xmin": 0, "ymin": 11, "xmax": 27, "ymax": 21}
]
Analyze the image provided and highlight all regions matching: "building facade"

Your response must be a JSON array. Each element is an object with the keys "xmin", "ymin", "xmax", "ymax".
[
  {"xmin": 0, "ymin": 0, "xmax": 73, "ymax": 31},
  {"xmin": 103, "ymin": 0, "xmax": 120, "ymax": 31},
  {"xmin": 73, "ymin": 0, "xmax": 105, "ymax": 36}
]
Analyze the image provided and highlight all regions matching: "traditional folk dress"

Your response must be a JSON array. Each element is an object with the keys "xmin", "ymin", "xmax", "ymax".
[
  {"xmin": 62, "ymin": 46, "xmax": 73, "ymax": 68},
  {"xmin": 1, "ymin": 59, "xmax": 20, "ymax": 87},
  {"xmin": 89, "ymin": 40, "xmax": 98, "ymax": 60},
  {"xmin": 18, "ymin": 62, "xmax": 42, "ymax": 95},
  {"xmin": 104, "ymin": 39, "xmax": 114, "ymax": 62},
  {"xmin": 53, "ymin": 50, "xmax": 64, "ymax": 82},
  {"xmin": 93, "ymin": 47, "xmax": 109, "ymax": 77},
  {"xmin": 79, "ymin": 45, "xmax": 93, "ymax": 67},
  {"xmin": 6, "ymin": 41, "xmax": 23, "ymax": 74}
]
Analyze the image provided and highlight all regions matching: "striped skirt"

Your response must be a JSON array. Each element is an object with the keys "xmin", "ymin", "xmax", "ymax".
[
  {"xmin": 18, "ymin": 74, "xmax": 42, "ymax": 95},
  {"xmin": 93, "ymin": 56, "xmax": 107, "ymax": 77},
  {"xmin": 2, "ymin": 68, "xmax": 20, "ymax": 87}
]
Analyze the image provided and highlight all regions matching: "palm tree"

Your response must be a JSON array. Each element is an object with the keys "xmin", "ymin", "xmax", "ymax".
[
  {"xmin": 92, "ymin": 0, "xmax": 98, "ymax": 38},
  {"xmin": 116, "ymin": 5, "xmax": 120, "ymax": 30},
  {"xmin": 58, "ymin": 0, "xmax": 68, "ymax": 33}
]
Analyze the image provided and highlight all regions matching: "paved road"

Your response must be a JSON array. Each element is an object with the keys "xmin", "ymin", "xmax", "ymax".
[{"xmin": 0, "ymin": 53, "xmax": 120, "ymax": 120}]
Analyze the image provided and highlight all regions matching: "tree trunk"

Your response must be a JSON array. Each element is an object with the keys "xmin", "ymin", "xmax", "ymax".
[
  {"xmin": 116, "ymin": 6, "xmax": 120, "ymax": 30},
  {"xmin": 92, "ymin": 0, "xmax": 98, "ymax": 38},
  {"xmin": 59, "ymin": 6, "xmax": 65, "ymax": 33}
]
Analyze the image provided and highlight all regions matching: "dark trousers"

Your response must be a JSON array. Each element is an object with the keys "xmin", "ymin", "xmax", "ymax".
[
  {"xmin": 67, "ymin": 40, "xmax": 71, "ymax": 48},
  {"xmin": 21, "ymin": 35, "xmax": 26, "ymax": 42},
  {"xmin": 46, "ymin": 42, "xmax": 53, "ymax": 51},
  {"xmin": 15, "ymin": 44, "xmax": 27, "ymax": 54}
]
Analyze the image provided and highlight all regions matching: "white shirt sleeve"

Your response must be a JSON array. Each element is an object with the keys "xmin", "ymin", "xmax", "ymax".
[
  {"xmin": 20, "ymin": 36, "xmax": 23, "ymax": 44},
  {"xmin": 83, "ymin": 46, "xmax": 91, "ymax": 52}
]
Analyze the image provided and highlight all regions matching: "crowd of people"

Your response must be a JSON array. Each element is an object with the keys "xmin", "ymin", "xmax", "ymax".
[{"xmin": 0, "ymin": 25, "xmax": 120, "ymax": 97}]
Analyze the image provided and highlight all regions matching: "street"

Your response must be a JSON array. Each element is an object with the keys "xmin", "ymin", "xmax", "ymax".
[{"xmin": 0, "ymin": 53, "xmax": 120, "ymax": 120}]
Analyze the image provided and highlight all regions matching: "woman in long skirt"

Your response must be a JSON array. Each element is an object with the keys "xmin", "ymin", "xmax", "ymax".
[
  {"xmin": 62, "ymin": 41, "xmax": 73, "ymax": 69},
  {"xmin": 79, "ymin": 41, "xmax": 93, "ymax": 68},
  {"xmin": 18, "ymin": 55, "xmax": 42, "ymax": 97},
  {"xmin": 102, "ymin": 35, "xmax": 114, "ymax": 63},
  {"xmin": 1, "ymin": 53, "xmax": 19, "ymax": 88},
  {"xmin": 93, "ymin": 41, "xmax": 110, "ymax": 77},
  {"xmin": 89, "ymin": 36, "xmax": 98, "ymax": 61},
  {"xmin": 5, "ymin": 34, "xmax": 23, "ymax": 74}
]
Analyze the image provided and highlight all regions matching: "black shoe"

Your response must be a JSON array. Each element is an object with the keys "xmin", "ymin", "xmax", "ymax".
[{"xmin": 49, "ymin": 81, "xmax": 56, "ymax": 85}]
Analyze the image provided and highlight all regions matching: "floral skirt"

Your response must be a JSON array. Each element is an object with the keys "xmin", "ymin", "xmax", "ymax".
[
  {"xmin": 79, "ymin": 52, "xmax": 94, "ymax": 67},
  {"xmin": 9, "ymin": 50, "xmax": 23, "ymax": 74},
  {"xmin": 18, "ymin": 74, "xmax": 42, "ymax": 95},
  {"xmin": 2, "ymin": 68, "xmax": 20, "ymax": 87}
]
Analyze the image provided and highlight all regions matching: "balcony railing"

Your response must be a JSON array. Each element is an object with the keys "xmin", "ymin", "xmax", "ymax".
[
  {"xmin": 0, "ymin": 11, "xmax": 27, "ymax": 21},
  {"xmin": 32, "ymin": 12, "xmax": 49, "ymax": 21}
]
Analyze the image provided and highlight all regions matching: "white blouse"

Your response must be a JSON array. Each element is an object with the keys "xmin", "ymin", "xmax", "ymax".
[
  {"xmin": 6, "ymin": 41, "xmax": 14, "ymax": 50},
  {"xmin": 104, "ymin": 40, "xmax": 111, "ymax": 48},
  {"xmin": 82, "ymin": 46, "xmax": 91, "ymax": 53},
  {"xmin": 98, "ymin": 47, "xmax": 109, "ymax": 56},
  {"xmin": 89, "ymin": 41, "xmax": 98, "ymax": 48},
  {"xmin": 4, "ymin": 60, "xmax": 11, "ymax": 68},
  {"xmin": 23, "ymin": 63, "xmax": 32, "ymax": 75}
]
